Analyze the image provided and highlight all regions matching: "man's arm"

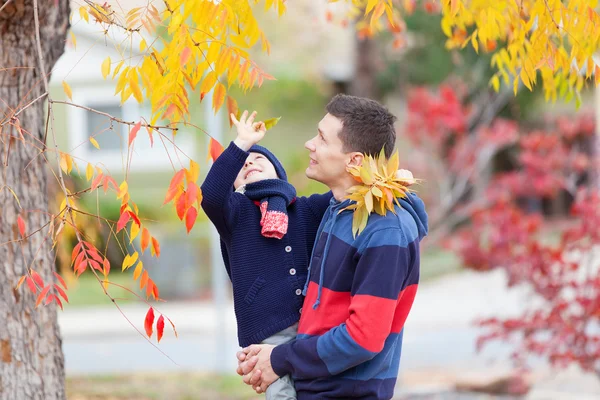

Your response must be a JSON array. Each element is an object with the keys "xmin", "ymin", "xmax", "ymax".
[
  {"xmin": 270, "ymin": 227, "xmax": 419, "ymax": 379},
  {"xmin": 303, "ymin": 191, "xmax": 333, "ymax": 222}
]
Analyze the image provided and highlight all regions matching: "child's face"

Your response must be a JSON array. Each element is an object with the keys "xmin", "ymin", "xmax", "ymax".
[{"xmin": 234, "ymin": 152, "xmax": 279, "ymax": 189}]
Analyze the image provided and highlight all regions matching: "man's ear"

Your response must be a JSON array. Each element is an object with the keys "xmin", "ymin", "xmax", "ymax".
[{"xmin": 347, "ymin": 152, "xmax": 364, "ymax": 168}]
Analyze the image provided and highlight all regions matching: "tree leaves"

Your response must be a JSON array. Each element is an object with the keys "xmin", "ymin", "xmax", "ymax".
[
  {"xmin": 101, "ymin": 57, "xmax": 111, "ymax": 79},
  {"xmin": 144, "ymin": 307, "xmax": 154, "ymax": 338},
  {"xmin": 62, "ymin": 81, "xmax": 73, "ymax": 100},
  {"xmin": 17, "ymin": 215, "xmax": 25, "ymax": 238},
  {"xmin": 344, "ymin": 150, "xmax": 418, "ymax": 237}
]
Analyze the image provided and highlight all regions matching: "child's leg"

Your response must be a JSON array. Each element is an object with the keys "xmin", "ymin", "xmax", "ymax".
[{"xmin": 260, "ymin": 323, "xmax": 298, "ymax": 400}]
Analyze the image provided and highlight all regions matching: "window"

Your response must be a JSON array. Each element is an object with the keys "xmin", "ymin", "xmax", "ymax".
[{"xmin": 68, "ymin": 87, "xmax": 195, "ymax": 172}]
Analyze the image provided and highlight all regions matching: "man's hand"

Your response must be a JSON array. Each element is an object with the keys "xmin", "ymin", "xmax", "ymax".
[
  {"xmin": 232, "ymin": 110, "xmax": 266, "ymax": 151},
  {"xmin": 236, "ymin": 344, "xmax": 279, "ymax": 394}
]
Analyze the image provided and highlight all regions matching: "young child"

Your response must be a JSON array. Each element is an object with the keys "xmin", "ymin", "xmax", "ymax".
[{"xmin": 201, "ymin": 110, "xmax": 332, "ymax": 399}]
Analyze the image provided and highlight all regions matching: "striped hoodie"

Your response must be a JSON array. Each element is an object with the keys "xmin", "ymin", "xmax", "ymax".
[{"xmin": 270, "ymin": 193, "xmax": 428, "ymax": 399}]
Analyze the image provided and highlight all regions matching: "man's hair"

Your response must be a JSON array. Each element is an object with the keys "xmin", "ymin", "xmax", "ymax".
[{"xmin": 326, "ymin": 94, "xmax": 397, "ymax": 158}]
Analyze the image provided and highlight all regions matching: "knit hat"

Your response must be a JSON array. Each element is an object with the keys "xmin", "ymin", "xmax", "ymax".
[{"xmin": 248, "ymin": 144, "xmax": 288, "ymax": 181}]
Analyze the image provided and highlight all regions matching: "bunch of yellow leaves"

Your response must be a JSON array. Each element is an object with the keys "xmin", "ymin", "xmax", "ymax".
[{"xmin": 343, "ymin": 149, "xmax": 418, "ymax": 237}]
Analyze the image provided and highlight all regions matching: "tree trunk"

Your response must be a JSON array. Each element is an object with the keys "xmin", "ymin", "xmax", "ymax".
[
  {"xmin": 0, "ymin": 0, "xmax": 70, "ymax": 398},
  {"xmin": 349, "ymin": 36, "xmax": 382, "ymax": 101}
]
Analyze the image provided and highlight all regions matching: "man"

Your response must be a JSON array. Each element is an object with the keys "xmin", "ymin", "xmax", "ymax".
[{"xmin": 237, "ymin": 94, "xmax": 429, "ymax": 399}]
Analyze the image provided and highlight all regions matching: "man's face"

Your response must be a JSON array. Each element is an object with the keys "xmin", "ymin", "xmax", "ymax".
[
  {"xmin": 304, "ymin": 113, "xmax": 351, "ymax": 187},
  {"xmin": 234, "ymin": 152, "xmax": 278, "ymax": 189}
]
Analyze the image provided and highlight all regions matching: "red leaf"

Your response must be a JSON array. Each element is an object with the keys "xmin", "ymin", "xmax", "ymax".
[
  {"xmin": 128, "ymin": 211, "xmax": 141, "ymax": 227},
  {"xmin": 54, "ymin": 295, "xmax": 64, "ymax": 310},
  {"xmin": 151, "ymin": 237, "xmax": 161, "ymax": 257},
  {"xmin": 71, "ymin": 242, "xmax": 83, "ymax": 265},
  {"xmin": 87, "ymin": 248, "xmax": 103, "ymax": 263},
  {"xmin": 186, "ymin": 206, "xmax": 198, "ymax": 233},
  {"xmin": 117, "ymin": 212, "xmax": 131, "ymax": 232},
  {"xmin": 89, "ymin": 260, "xmax": 102, "ymax": 271},
  {"xmin": 54, "ymin": 272, "xmax": 68, "ymax": 290},
  {"xmin": 103, "ymin": 258, "xmax": 110, "ymax": 276},
  {"xmin": 54, "ymin": 284, "xmax": 69, "ymax": 303},
  {"xmin": 157, "ymin": 315, "xmax": 165, "ymax": 342},
  {"xmin": 91, "ymin": 173, "xmax": 103, "ymax": 191},
  {"xmin": 129, "ymin": 121, "xmax": 141, "ymax": 146},
  {"xmin": 144, "ymin": 307, "xmax": 155, "ymax": 338},
  {"xmin": 208, "ymin": 138, "xmax": 224, "ymax": 162},
  {"xmin": 31, "ymin": 269, "xmax": 44, "ymax": 288},
  {"xmin": 45, "ymin": 294, "xmax": 55, "ymax": 306},
  {"xmin": 175, "ymin": 193, "xmax": 187, "ymax": 220},
  {"xmin": 26, "ymin": 277, "xmax": 36, "ymax": 293},
  {"xmin": 17, "ymin": 215, "xmax": 25, "ymax": 237},
  {"xmin": 102, "ymin": 176, "xmax": 110, "ymax": 194},
  {"xmin": 141, "ymin": 228, "xmax": 150, "ymax": 253},
  {"xmin": 76, "ymin": 260, "xmax": 87, "ymax": 276},
  {"xmin": 36, "ymin": 285, "xmax": 51, "ymax": 307},
  {"xmin": 74, "ymin": 252, "xmax": 85, "ymax": 271}
]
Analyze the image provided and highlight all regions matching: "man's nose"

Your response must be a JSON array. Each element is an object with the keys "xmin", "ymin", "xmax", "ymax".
[{"xmin": 305, "ymin": 139, "xmax": 315, "ymax": 151}]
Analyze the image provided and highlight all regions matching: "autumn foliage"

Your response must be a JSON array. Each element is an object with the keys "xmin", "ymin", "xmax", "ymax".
[{"xmin": 405, "ymin": 82, "xmax": 600, "ymax": 374}]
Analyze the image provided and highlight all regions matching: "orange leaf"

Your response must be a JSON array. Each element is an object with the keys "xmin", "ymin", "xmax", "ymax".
[
  {"xmin": 17, "ymin": 215, "xmax": 25, "ymax": 237},
  {"xmin": 54, "ymin": 271, "xmax": 68, "ymax": 289},
  {"xmin": 164, "ymin": 169, "xmax": 186, "ymax": 205},
  {"xmin": 76, "ymin": 260, "xmax": 87, "ymax": 276},
  {"xmin": 91, "ymin": 172, "xmax": 103, "ymax": 191},
  {"xmin": 141, "ymin": 228, "xmax": 150, "ymax": 253},
  {"xmin": 186, "ymin": 182, "xmax": 200, "ymax": 208},
  {"xmin": 89, "ymin": 260, "xmax": 102, "ymax": 272},
  {"xmin": 157, "ymin": 315, "xmax": 165, "ymax": 342},
  {"xmin": 180, "ymin": 47, "xmax": 192, "ymax": 66},
  {"xmin": 133, "ymin": 262, "xmax": 143, "ymax": 280},
  {"xmin": 54, "ymin": 284, "xmax": 69, "ymax": 303},
  {"xmin": 152, "ymin": 284, "xmax": 159, "ymax": 300},
  {"xmin": 212, "ymin": 82, "xmax": 226, "ymax": 113},
  {"xmin": 151, "ymin": 236, "xmax": 161, "ymax": 257},
  {"xmin": 176, "ymin": 193, "xmax": 187, "ymax": 220},
  {"xmin": 140, "ymin": 270, "xmax": 149, "ymax": 290},
  {"xmin": 15, "ymin": 276, "xmax": 26, "ymax": 291},
  {"xmin": 26, "ymin": 277, "xmax": 36, "ymax": 293},
  {"xmin": 87, "ymin": 248, "xmax": 103, "ymax": 264},
  {"xmin": 103, "ymin": 258, "xmax": 110, "ymax": 276},
  {"xmin": 186, "ymin": 206, "xmax": 198, "ymax": 233},
  {"xmin": 35, "ymin": 285, "xmax": 51, "ymax": 307},
  {"xmin": 71, "ymin": 242, "xmax": 83, "ymax": 265},
  {"xmin": 146, "ymin": 279, "xmax": 154, "ymax": 298},
  {"xmin": 208, "ymin": 138, "xmax": 224, "ymax": 162},
  {"xmin": 167, "ymin": 316, "xmax": 178, "ymax": 338},
  {"xmin": 31, "ymin": 269, "xmax": 44, "ymax": 288},
  {"xmin": 117, "ymin": 212, "xmax": 131, "ymax": 232},
  {"xmin": 144, "ymin": 307, "xmax": 154, "ymax": 338},
  {"xmin": 129, "ymin": 121, "xmax": 141, "ymax": 146}
]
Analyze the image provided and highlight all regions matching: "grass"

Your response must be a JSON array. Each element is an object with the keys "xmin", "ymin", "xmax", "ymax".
[{"xmin": 66, "ymin": 373, "xmax": 261, "ymax": 400}]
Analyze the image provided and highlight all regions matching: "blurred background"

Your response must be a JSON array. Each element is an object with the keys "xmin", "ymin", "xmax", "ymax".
[{"xmin": 46, "ymin": 0, "xmax": 600, "ymax": 399}]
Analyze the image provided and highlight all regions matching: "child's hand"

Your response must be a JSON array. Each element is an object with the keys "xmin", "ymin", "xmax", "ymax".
[{"xmin": 231, "ymin": 110, "xmax": 266, "ymax": 151}]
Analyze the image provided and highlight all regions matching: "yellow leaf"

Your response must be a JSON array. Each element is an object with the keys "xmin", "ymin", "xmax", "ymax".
[
  {"xmin": 79, "ymin": 6, "xmax": 89, "ymax": 23},
  {"xmin": 102, "ymin": 278, "xmax": 109, "ymax": 291},
  {"xmin": 360, "ymin": 164, "xmax": 373, "ymax": 185},
  {"xmin": 130, "ymin": 222, "xmax": 140, "ymax": 243},
  {"xmin": 101, "ymin": 57, "xmax": 111, "ymax": 79},
  {"xmin": 200, "ymin": 71, "xmax": 218, "ymax": 96},
  {"xmin": 264, "ymin": 117, "xmax": 281, "ymax": 130},
  {"xmin": 366, "ymin": 0, "xmax": 378, "ymax": 14},
  {"xmin": 365, "ymin": 190, "xmax": 374, "ymax": 213},
  {"xmin": 89, "ymin": 137, "xmax": 100, "ymax": 149},
  {"xmin": 187, "ymin": 160, "xmax": 200, "ymax": 183},
  {"xmin": 86, "ymin": 163, "xmax": 93, "ymax": 181},
  {"xmin": 122, "ymin": 251, "xmax": 139, "ymax": 271},
  {"xmin": 212, "ymin": 82, "xmax": 226, "ymax": 113},
  {"xmin": 70, "ymin": 31, "xmax": 77, "ymax": 49},
  {"xmin": 112, "ymin": 61, "xmax": 124, "ymax": 79},
  {"xmin": 60, "ymin": 153, "xmax": 68, "ymax": 174},
  {"xmin": 387, "ymin": 152, "xmax": 399, "ymax": 175},
  {"xmin": 129, "ymin": 72, "xmax": 143, "ymax": 103},
  {"xmin": 62, "ymin": 81, "xmax": 72, "ymax": 100},
  {"xmin": 133, "ymin": 261, "xmax": 143, "ymax": 280},
  {"xmin": 118, "ymin": 181, "xmax": 128, "ymax": 200},
  {"xmin": 490, "ymin": 75, "xmax": 500, "ymax": 92}
]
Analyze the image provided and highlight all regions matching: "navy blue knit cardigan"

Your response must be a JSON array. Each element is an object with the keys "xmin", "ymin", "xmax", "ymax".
[{"xmin": 201, "ymin": 141, "xmax": 332, "ymax": 347}]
